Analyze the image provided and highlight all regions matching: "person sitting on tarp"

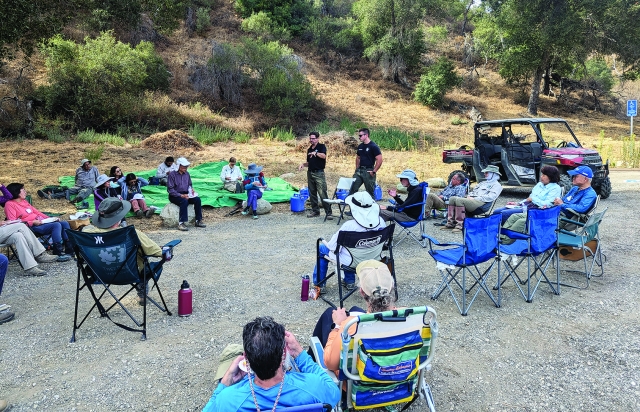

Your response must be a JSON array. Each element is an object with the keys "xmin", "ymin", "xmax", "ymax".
[
  {"xmin": 220, "ymin": 157, "xmax": 244, "ymax": 193},
  {"xmin": 67, "ymin": 158, "xmax": 99, "ymax": 205},
  {"xmin": 156, "ymin": 156, "xmax": 178, "ymax": 186}
]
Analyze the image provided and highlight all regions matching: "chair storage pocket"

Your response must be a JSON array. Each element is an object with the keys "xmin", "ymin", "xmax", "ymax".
[
  {"xmin": 351, "ymin": 378, "xmax": 417, "ymax": 409},
  {"xmin": 356, "ymin": 330, "xmax": 422, "ymax": 383}
]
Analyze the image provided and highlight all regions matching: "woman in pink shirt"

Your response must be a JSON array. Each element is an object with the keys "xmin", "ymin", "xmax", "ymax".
[{"xmin": 4, "ymin": 183, "xmax": 72, "ymax": 261}]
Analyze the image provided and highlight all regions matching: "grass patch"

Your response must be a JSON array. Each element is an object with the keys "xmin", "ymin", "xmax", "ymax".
[
  {"xmin": 371, "ymin": 128, "xmax": 423, "ymax": 151},
  {"xmin": 76, "ymin": 130, "xmax": 126, "ymax": 146},
  {"xmin": 622, "ymin": 134, "xmax": 640, "ymax": 167},
  {"xmin": 450, "ymin": 116, "xmax": 468, "ymax": 125},
  {"xmin": 234, "ymin": 132, "xmax": 252, "ymax": 143},
  {"xmin": 84, "ymin": 145, "xmax": 105, "ymax": 162},
  {"xmin": 263, "ymin": 127, "xmax": 295, "ymax": 142},
  {"xmin": 189, "ymin": 123, "xmax": 235, "ymax": 144}
]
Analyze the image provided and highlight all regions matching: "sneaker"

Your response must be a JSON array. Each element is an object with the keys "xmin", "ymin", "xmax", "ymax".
[
  {"xmin": 451, "ymin": 227, "xmax": 462, "ymax": 233},
  {"xmin": 195, "ymin": 220, "xmax": 206, "ymax": 228},
  {"xmin": 341, "ymin": 281, "xmax": 356, "ymax": 291},
  {"xmin": 135, "ymin": 210, "xmax": 143, "ymax": 218},
  {"xmin": 252, "ymin": 215, "xmax": 259, "ymax": 220},
  {"xmin": 35, "ymin": 252, "xmax": 58, "ymax": 264},
  {"xmin": 56, "ymin": 254, "xmax": 72, "ymax": 263},
  {"xmin": 0, "ymin": 310, "xmax": 15, "ymax": 325},
  {"xmin": 241, "ymin": 208, "xmax": 249, "ymax": 216},
  {"xmin": 24, "ymin": 266, "xmax": 48, "ymax": 276},
  {"xmin": 80, "ymin": 201, "xmax": 89, "ymax": 209},
  {"xmin": 37, "ymin": 189, "xmax": 49, "ymax": 199},
  {"xmin": 307, "ymin": 212, "xmax": 320, "ymax": 218},
  {"xmin": 325, "ymin": 215, "xmax": 334, "ymax": 221},
  {"xmin": 314, "ymin": 284, "xmax": 327, "ymax": 294},
  {"xmin": 144, "ymin": 209, "xmax": 154, "ymax": 218},
  {"xmin": 0, "ymin": 399, "xmax": 7, "ymax": 412},
  {"xmin": 177, "ymin": 223, "xmax": 189, "ymax": 231},
  {"xmin": 137, "ymin": 296, "xmax": 147, "ymax": 306},
  {"xmin": 345, "ymin": 211, "xmax": 352, "ymax": 217}
]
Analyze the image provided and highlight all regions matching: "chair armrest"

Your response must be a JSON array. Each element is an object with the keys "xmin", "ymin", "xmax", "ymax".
[
  {"xmin": 421, "ymin": 234, "xmax": 462, "ymax": 248},
  {"xmin": 397, "ymin": 201, "xmax": 426, "ymax": 213},
  {"xmin": 558, "ymin": 229, "xmax": 579, "ymax": 236},
  {"xmin": 560, "ymin": 217, "xmax": 585, "ymax": 227},
  {"xmin": 309, "ymin": 337, "xmax": 339, "ymax": 384},
  {"xmin": 163, "ymin": 239, "xmax": 182, "ymax": 249},
  {"xmin": 500, "ymin": 228, "xmax": 530, "ymax": 240}
]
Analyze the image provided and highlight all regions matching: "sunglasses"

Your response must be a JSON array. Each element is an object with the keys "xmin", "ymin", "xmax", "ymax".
[{"xmin": 358, "ymin": 134, "xmax": 365, "ymax": 137}]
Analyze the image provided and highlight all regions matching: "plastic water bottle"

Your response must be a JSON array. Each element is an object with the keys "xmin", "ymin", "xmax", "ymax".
[
  {"xmin": 178, "ymin": 280, "xmax": 192, "ymax": 317},
  {"xmin": 301, "ymin": 274, "xmax": 310, "ymax": 301},
  {"xmin": 374, "ymin": 185, "xmax": 383, "ymax": 201}
]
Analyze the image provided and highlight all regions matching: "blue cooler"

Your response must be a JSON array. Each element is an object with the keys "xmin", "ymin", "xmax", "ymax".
[
  {"xmin": 299, "ymin": 187, "xmax": 309, "ymax": 201},
  {"xmin": 290, "ymin": 194, "xmax": 305, "ymax": 212},
  {"xmin": 374, "ymin": 185, "xmax": 383, "ymax": 201},
  {"xmin": 336, "ymin": 189, "xmax": 349, "ymax": 200}
]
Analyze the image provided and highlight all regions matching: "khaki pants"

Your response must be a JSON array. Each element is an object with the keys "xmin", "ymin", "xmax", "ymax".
[
  {"xmin": 0, "ymin": 223, "xmax": 46, "ymax": 270},
  {"xmin": 349, "ymin": 167, "xmax": 376, "ymax": 197},
  {"xmin": 426, "ymin": 193, "xmax": 446, "ymax": 212}
]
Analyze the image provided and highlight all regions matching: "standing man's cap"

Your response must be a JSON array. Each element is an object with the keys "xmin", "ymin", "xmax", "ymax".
[
  {"xmin": 176, "ymin": 157, "xmax": 191, "ymax": 167},
  {"xmin": 567, "ymin": 165, "xmax": 593, "ymax": 179},
  {"xmin": 214, "ymin": 344, "xmax": 244, "ymax": 381},
  {"xmin": 80, "ymin": 159, "xmax": 91, "ymax": 166}
]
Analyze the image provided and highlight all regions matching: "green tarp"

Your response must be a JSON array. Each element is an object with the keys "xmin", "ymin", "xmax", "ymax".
[{"xmin": 59, "ymin": 161, "xmax": 298, "ymax": 213}]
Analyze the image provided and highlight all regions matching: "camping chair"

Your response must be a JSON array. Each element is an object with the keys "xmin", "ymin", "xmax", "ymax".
[
  {"xmin": 316, "ymin": 223, "xmax": 396, "ymax": 309},
  {"xmin": 66, "ymin": 226, "xmax": 180, "ymax": 342},
  {"xmin": 468, "ymin": 198, "xmax": 497, "ymax": 217},
  {"xmin": 560, "ymin": 195, "xmax": 600, "ymax": 231},
  {"xmin": 323, "ymin": 177, "xmax": 356, "ymax": 224},
  {"xmin": 556, "ymin": 208, "xmax": 607, "ymax": 289},
  {"xmin": 309, "ymin": 306, "xmax": 438, "ymax": 412},
  {"xmin": 0, "ymin": 242, "xmax": 22, "ymax": 268},
  {"xmin": 498, "ymin": 207, "xmax": 561, "ymax": 303},
  {"xmin": 391, "ymin": 182, "xmax": 430, "ymax": 248},
  {"xmin": 423, "ymin": 214, "xmax": 502, "ymax": 315}
]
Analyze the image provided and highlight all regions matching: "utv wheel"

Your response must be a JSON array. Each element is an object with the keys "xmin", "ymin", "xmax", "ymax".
[
  {"xmin": 596, "ymin": 176, "xmax": 612, "ymax": 199},
  {"xmin": 448, "ymin": 170, "xmax": 470, "ymax": 185},
  {"xmin": 559, "ymin": 174, "xmax": 573, "ymax": 194}
]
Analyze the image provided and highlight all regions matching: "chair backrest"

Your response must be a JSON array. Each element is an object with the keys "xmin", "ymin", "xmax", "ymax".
[
  {"xmin": 463, "ymin": 214, "xmax": 501, "ymax": 265},
  {"xmin": 577, "ymin": 207, "xmax": 607, "ymax": 241},
  {"xmin": 66, "ymin": 226, "xmax": 141, "ymax": 285},
  {"xmin": 397, "ymin": 182, "xmax": 430, "ymax": 222},
  {"xmin": 335, "ymin": 224, "xmax": 394, "ymax": 269},
  {"xmin": 339, "ymin": 306, "xmax": 438, "ymax": 409},
  {"xmin": 525, "ymin": 207, "xmax": 561, "ymax": 254},
  {"xmin": 336, "ymin": 177, "xmax": 355, "ymax": 191}
]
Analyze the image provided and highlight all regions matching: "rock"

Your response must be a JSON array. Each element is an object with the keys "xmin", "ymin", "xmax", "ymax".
[
  {"xmin": 160, "ymin": 203, "xmax": 196, "ymax": 227},
  {"xmin": 279, "ymin": 172, "xmax": 295, "ymax": 179},
  {"xmin": 427, "ymin": 177, "xmax": 447, "ymax": 188},
  {"xmin": 241, "ymin": 199, "xmax": 272, "ymax": 215}
]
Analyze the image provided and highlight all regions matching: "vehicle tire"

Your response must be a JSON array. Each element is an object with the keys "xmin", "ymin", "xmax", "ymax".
[
  {"xmin": 448, "ymin": 170, "xmax": 470, "ymax": 185},
  {"xmin": 595, "ymin": 176, "xmax": 612, "ymax": 199},
  {"xmin": 559, "ymin": 174, "xmax": 573, "ymax": 195}
]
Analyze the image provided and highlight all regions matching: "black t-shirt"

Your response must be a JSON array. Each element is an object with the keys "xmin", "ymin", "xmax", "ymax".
[
  {"xmin": 357, "ymin": 141, "xmax": 382, "ymax": 168},
  {"xmin": 307, "ymin": 143, "xmax": 327, "ymax": 170}
]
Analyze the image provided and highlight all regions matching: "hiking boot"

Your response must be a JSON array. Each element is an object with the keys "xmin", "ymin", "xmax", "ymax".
[
  {"xmin": 24, "ymin": 266, "xmax": 48, "ymax": 276},
  {"xmin": 451, "ymin": 227, "xmax": 462, "ymax": 233},
  {"xmin": 252, "ymin": 215, "xmax": 259, "ymax": 220},
  {"xmin": 135, "ymin": 209, "xmax": 143, "ymax": 218},
  {"xmin": 325, "ymin": 215, "xmax": 334, "ymax": 220},
  {"xmin": 241, "ymin": 207, "xmax": 249, "ymax": 215},
  {"xmin": 341, "ymin": 281, "xmax": 356, "ymax": 291},
  {"xmin": 314, "ymin": 284, "xmax": 326, "ymax": 294},
  {"xmin": 35, "ymin": 252, "xmax": 58, "ymax": 264},
  {"xmin": 144, "ymin": 209, "xmax": 154, "ymax": 218},
  {"xmin": 79, "ymin": 201, "xmax": 89, "ymax": 209},
  {"xmin": 37, "ymin": 189, "xmax": 49, "ymax": 199},
  {"xmin": 0, "ymin": 310, "xmax": 15, "ymax": 325},
  {"xmin": 307, "ymin": 212, "xmax": 320, "ymax": 218},
  {"xmin": 177, "ymin": 223, "xmax": 189, "ymax": 231},
  {"xmin": 56, "ymin": 254, "xmax": 72, "ymax": 262},
  {"xmin": 195, "ymin": 220, "xmax": 206, "ymax": 228}
]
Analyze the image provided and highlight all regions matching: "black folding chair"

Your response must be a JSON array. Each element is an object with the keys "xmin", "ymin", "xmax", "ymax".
[
  {"xmin": 66, "ymin": 226, "xmax": 180, "ymax": 342},
  {"xmin": 317, "ymin": 223, "xmax": 396, "ymax": 309}
]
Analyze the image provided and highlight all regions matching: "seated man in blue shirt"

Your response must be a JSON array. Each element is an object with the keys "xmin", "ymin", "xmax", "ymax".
[
  {"xmin": 553, "ymin": 165, "xmax": 598, "ymax": 220},
  {"xmin": 167, "ymin": 157, "xmax": 206, "ymax": 231},
  {"xmin": 203, "ymin": 316, "xmax": 341, "ymax": 411}
]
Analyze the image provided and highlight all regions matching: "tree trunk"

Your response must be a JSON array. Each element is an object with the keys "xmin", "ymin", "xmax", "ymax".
[
  {"xmin": 527, "ymin": 53, "xmax": 551, "ymax": 115},
  {"xmin": 542, "ymin": 66, "xmax": 550, "ymax": 95}
]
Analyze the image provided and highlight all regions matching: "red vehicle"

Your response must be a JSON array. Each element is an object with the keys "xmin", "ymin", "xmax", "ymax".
[{"xmin": 442, "ymin": 118, "xmax": 611, "ymax": 198}]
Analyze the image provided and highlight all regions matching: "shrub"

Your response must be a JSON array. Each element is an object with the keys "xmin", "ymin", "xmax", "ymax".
[
  {"xmin": 413, "ymin": 57, "xmax": 462, "ymax": 108},
  {"xmin": 84, "ymin": 145, "xmax": 105, "ymax": 162},
  {"xmin": 304, "ymin": 16, "xmax": 360, "ymax": 53},
  {"xmin": 196, "ymin": 7, "xmax": 211, "ymax": 34},
  {"xmin": 188, "ymin": 123, "xmax": 235, "ymax": 144},
  {"xmin": 235, "ymin": 0, "xmax": 315, "ymax": 34},
  {"xmin": 241, "ymin": 11, "xmax": 291, "ymax": 41},
  {"xmin": 263, "ymin": 127, "xmax": 295, "ymax": 141},
  {"xmin": 38, "ymin": 32, "xmax": 171, "ymax": 129},
  {"xmin": 234, "ymin": 131, "xmax": 252, "ymax": 143}
]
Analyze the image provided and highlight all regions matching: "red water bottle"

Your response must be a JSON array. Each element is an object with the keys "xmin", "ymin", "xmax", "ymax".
[
  {"xmin": 178, "ymin": 280, "xmax": 192, "ymax": 317},
  {"xmin": 301, "ymin": 275, "xmax": 310, "ymax": 301}
]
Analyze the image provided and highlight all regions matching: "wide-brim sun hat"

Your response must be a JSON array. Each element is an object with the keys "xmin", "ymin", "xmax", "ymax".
[
  {"xmin": 245, "ymin": 163, "xmax": 263, "ymax": 175},
  {"xmin": 567, "ymin": 165, "xmax": 593, "ymax": 179},
  {"xmin": 356, "ymin": 260, "xmax": 394, "ymax": 297},
  {"xmin": 80, "ymin": 158, "xmax": 91, "ymax": 166},
  {"xmin": 91, "ymin": 198, "xmax": 131, "ymax": 228},
  {"xmin": 214, "ymin": 344, "xmax": 244, "ymax": 381},
  {"xmin": 481, "ymin": 165, "xmax": 502, "ymax": 176},
  {"xmin": 345, "ymin": 191, "xmax": 380, "ymax": 228},
  {"xmin": 176, "ymin": 157, "xmax": 191, "ymax": 167},
  {"xmin": 94, "ymin": 174, "xmax": 115, "ymax": 188},
  {"xmin": 396, "ymin": 169, "xmax": 419, "ymax": 186}
]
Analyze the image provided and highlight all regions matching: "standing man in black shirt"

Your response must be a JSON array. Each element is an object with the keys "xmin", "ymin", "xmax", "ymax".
[
  {"xmin": 348, "ymin": 128, "xmax": 383, "ymax": 197},
  {"xmin": 299, "ymin": 131, "xmax": 333, "ymax": 219}
]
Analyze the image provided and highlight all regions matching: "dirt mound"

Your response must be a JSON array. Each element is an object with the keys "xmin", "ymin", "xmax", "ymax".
[
  {"xmin": 140, "ymin": 130, "xmax": 204, "ymax": 152},
  {"xmin": 292, "ymin": 130, "xmax": 358, "ymax": 156}
]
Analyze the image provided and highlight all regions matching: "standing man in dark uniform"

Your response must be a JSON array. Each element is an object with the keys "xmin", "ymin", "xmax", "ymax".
[
  {"xmin": 299, "ymin": 132, "xmax": 333, "ymax": 219},
  {"xmin": 348, "ymin": 128, "xmax": 383, "ymax": 197}
]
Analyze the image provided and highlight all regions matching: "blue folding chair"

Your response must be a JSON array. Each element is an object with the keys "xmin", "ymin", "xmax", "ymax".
[
  {"xmin": 499, "ymin": 207, "xmax": 561, "ymax": 303},
  {"xmin": 66, "ymin": 226, "xmax": 180, "ymax": 342},
  {"xmin": 423, "ymin": 214, "xmax": 502, "ymax": 315},
  {"xmin": 391, "ymin": 182, "xmax": 430, "ymax": 247}
]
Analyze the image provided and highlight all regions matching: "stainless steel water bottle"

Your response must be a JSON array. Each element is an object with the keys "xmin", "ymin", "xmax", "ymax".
[
  {"xmin": 178, "ymin": 280, "xmax": 192, "ymax": 317},
  {"xmin": 301, "ymin": 275, "xmax": 310, "ymax": 301}
]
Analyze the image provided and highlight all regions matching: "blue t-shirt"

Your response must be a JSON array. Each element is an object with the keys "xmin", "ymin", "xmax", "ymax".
[{"xmin": 202, "ymin": 351, "xmax": 340, "ymax": 412}]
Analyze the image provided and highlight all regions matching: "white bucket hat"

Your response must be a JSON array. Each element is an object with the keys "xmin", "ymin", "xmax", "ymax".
[
  {"xmin": 94, "ymin": 174, "xmax": 114, "ymax": 188},
  {"xmin": 396, "ymin": 169, "xmax": 419, "ymax": 186},
  {"xmin": 345, "ymin": 192, "xmax": 380, "ymax": 228}
]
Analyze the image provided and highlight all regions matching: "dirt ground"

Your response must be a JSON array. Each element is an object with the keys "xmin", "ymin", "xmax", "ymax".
[{"xmin": 0, "ymin": 140, "xmax": 639, "ymax": 411}]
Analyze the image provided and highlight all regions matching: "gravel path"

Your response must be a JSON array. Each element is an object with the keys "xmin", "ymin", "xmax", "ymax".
[{"xmin": 1, "ymin": 170, "xmax": 639, "ymax": 411}]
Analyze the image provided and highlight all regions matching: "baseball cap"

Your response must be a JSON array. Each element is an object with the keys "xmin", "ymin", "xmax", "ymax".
[
  {"xmin": 356, "ymin": 260, "xmax": 394, "ymax": 297},
  {"xmin": 567, "ymin": 165, "xmax": 593, "ymax": 179},
  {"xmin": 176, "ymin": 157, "xmax": 191, "ymax": 167},
  {"xmin": 214, "ymin": 344, "xmax": 244, "ymax": 381}
]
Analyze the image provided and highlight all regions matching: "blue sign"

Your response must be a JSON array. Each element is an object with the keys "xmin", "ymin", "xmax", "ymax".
[{"xmin": 628, "ymin": 100, "xmax": 638, "ymax": 117}]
